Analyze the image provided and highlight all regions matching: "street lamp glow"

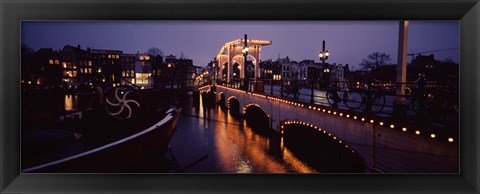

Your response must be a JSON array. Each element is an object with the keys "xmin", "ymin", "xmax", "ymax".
[{"xmin": 242, "ymin": 47, "xmax": 249, "ymax": 54}]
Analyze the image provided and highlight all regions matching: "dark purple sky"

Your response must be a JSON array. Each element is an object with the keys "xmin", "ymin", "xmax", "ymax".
[{"xmin": 22, "ymin": 21, "xmax": 458, "ymax": 70}]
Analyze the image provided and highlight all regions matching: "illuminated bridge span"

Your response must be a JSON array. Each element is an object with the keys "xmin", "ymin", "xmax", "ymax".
[
  {"xmin": 200, "ymin": 85, "xmax": 458, "ymax": 173},
  {"xmin": 216, "ymin": 37, "xmax": 272, "ymax": 82}
]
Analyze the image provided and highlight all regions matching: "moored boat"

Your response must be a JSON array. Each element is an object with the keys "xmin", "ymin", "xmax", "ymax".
[{"xmin": 22, "ymin": 85, "xmax": 182, "ymax": 173}]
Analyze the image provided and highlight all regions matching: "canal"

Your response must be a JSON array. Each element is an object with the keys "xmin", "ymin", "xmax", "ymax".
[
  {"xmin": 22, "ymin": 88, "xmax": 365, "ymax": 173},
  {"xmin": 167, "ymin": 93, "xmax": 317, "ymax": 173}
]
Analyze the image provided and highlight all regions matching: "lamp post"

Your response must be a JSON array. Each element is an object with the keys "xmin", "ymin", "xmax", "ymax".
[
  {"xmin": 242, "ymin": 34, "xmax": 249, "ymax": 91},
  {"xmin": 270, "ymin": 71, "xmax": 273, "ymax": 95},
  {"xmin": 317, "ymin": 40, "xmax": 330, "ymax": 103},
  {"xmin": 167, "ymin": 63, "xmax": 174, "ymax": 88},
  {"xmin": 213, "ymin": 61, "xmax": 217, "ymax": 86},
  {"xmin": 280, "ymin": 75, "xmax": 284, "ymax": 97}
]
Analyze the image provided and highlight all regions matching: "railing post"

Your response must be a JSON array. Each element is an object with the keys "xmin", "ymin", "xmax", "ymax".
[
  {"xmin": 370, "ymin": 123, "xmax": 377, "ymax": 170},
  {"xmin": 310, "ymin": 79, "xmax": 314, "ymax": 104},
  {"xmin": 280, "ymin": 79, "xmax": 284, "ymax": 97},
  {"xmin": 270, "ymin": 79, "xmax": 273, "ymax": 95}
]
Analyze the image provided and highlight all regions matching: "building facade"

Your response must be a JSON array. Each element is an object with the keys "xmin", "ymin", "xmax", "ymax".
[
  {"xmin": 134, "ymin": 54, "xmax": 153, "ymax": 88},
  {"xmin": 120, "ymin": 54, "xmax": 136, "ymax": 86},
  {"xmin": 165, "ymin": 55, "xmax": 196, "ymax": 89},
  {"xmin": 91, "ymin": 49, "xmax": 123, "ymax": 87},
  {"xmin": 22, "ymin": 48, "xmax": 62, "ymax": 87}
]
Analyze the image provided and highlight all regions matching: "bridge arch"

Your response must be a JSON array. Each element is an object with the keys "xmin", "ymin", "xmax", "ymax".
[
  {"xmin": 231, "ymin": 62, "xmax": 241, "ymax": 79},
  {"xmin": 227, "ymin": 96, "xmax": 240, "ymax": 116},
  {"xmin": 217, "ymin": 92, "xmax": 225, "ymax": 107},
  {"xmin": 220, "ymin": 62, "xmax": 228, "ymax": 82},
  {"xmin": 280, "ymin": 120, "xmax": 366, "ymax": 172},
  {"xmin": 231, "ymin": 54, "xmax": 258, "ymax": 79},
  {"xmin": 243, "ymin": 103, "xmax": 270, "ymax": 130}
]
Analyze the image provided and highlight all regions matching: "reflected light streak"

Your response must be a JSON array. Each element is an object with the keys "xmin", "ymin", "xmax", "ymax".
[
  {"xmin": 213, "ymin": 108, "xmax": 289, "ymax": 173},
  {"xmin": 64, "ymin": 95, "xmax": 77, "ymax": 111},
  {"xmin": 282, "ymin": 147, "xmax": 318, "ymax": 173}
]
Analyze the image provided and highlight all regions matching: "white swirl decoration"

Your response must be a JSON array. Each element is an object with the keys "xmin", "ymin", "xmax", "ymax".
[{"xmin": 106, "ymin": 87, "xmax": 141, "ymax": 119}]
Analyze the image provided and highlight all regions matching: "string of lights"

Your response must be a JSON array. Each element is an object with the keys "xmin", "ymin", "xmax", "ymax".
[{"xmin": 201, "ymin": 85, "xmax": 456, "ymax": 143}]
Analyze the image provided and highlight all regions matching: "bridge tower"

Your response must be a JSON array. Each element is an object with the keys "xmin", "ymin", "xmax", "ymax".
[{"xmin": 216, "ymin": 37, "xmax": 272, "ymax": 83}]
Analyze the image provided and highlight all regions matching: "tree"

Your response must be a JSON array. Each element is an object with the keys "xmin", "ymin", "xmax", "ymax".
[
  {"xmin": 359, "ymin": 52, "xmax": 391, "ymax": 72},
  {"xmin": 146, "ymin": 47, "xmax": 164, "ymax": 57},
  {"xmin": 21, "ymin": 44, "xmax": 34, "ymax": 55},
  {"xmin": 441, "ymin": 58, "xmax": 456, "ymax": 65}
]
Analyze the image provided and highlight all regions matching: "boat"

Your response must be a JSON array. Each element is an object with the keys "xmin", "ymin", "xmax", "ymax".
[{"xmin": 21, "ymin": 85, "xmax": 182, "ymax": 173}]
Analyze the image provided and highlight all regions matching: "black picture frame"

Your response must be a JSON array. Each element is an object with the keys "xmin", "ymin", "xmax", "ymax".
[{"xmin": 1, "ymin": 0, "xmax": 479, "ymax": 193}]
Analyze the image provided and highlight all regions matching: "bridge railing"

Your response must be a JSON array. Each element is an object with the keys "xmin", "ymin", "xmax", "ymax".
[{"xmin": 203, "ymin": 78, "xmax": 458, "ymax": 141}]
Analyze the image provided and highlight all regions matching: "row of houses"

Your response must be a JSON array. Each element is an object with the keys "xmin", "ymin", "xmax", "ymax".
[
  {"xmin": 202, "ymin": 53, "xmax": 456, "ymax": 89},
  {"xmin": 21, "ymin": 45, "xmax": 198, "ymax": 90},
  {"xmin": 255, "ymin": 56, "xmax": 350, "ymax": 86},
  {"xmin": 203, "ymin": 56, "xmax": 350, "ymax": 87}
]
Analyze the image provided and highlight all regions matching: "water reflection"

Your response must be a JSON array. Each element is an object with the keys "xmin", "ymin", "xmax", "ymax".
[
  {"xmin": 169, "ymin": 94, "xmax": 316, "ymax": 173},
  {"xmin": 64, "ymin": 94, "xmax": 93, "ymax": 111},
  {"xmin": 64, "ymin": 95, "xmax": 78, "ymax": 111}
]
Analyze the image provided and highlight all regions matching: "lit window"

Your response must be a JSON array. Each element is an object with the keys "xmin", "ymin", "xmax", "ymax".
[
  {"xmin": 136, "ymin": 73, "xmax": 150, "ymax": 85},
  {"xmin": 49, "ymin": 60, "xmax": 54, "ymax": 64},
  {"xmin": 72, "ymin": 71, "xmax": 77, "ymax": 77},
  {"xmin": 55, "ymin": 60, "xmax": 59, "ymax": 64},
  {"xmin": 88, "ymin": 61, "xmax": 92, "ymax": 66},
  {"xmin": 80, "ymin": 68, "xmax": 84, "ymax": 73},
  {"xmin": 88, "ymin": 68, "xmax": 92, "ymax": 73},
  {"xmin": 108, "ymin": 55, "xmax": 111, "ymax": 58},
  {"xmin": 63, "ymin": 62, "xmax": 67, "ymax": 68}
]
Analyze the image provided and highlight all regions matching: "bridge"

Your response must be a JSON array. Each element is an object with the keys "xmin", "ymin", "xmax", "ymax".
[
  {"xmin": 199, "ymin": 84, "xmax": 458, "ymax": 173},
  {"xmin": 216, "ymin": 36, "xmax": 272, "ymax": 82}
]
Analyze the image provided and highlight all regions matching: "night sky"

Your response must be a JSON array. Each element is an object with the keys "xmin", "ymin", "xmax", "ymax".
[{"xmin": 22, "ymin": 21, "xmax": 459, "ymax": 70}]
